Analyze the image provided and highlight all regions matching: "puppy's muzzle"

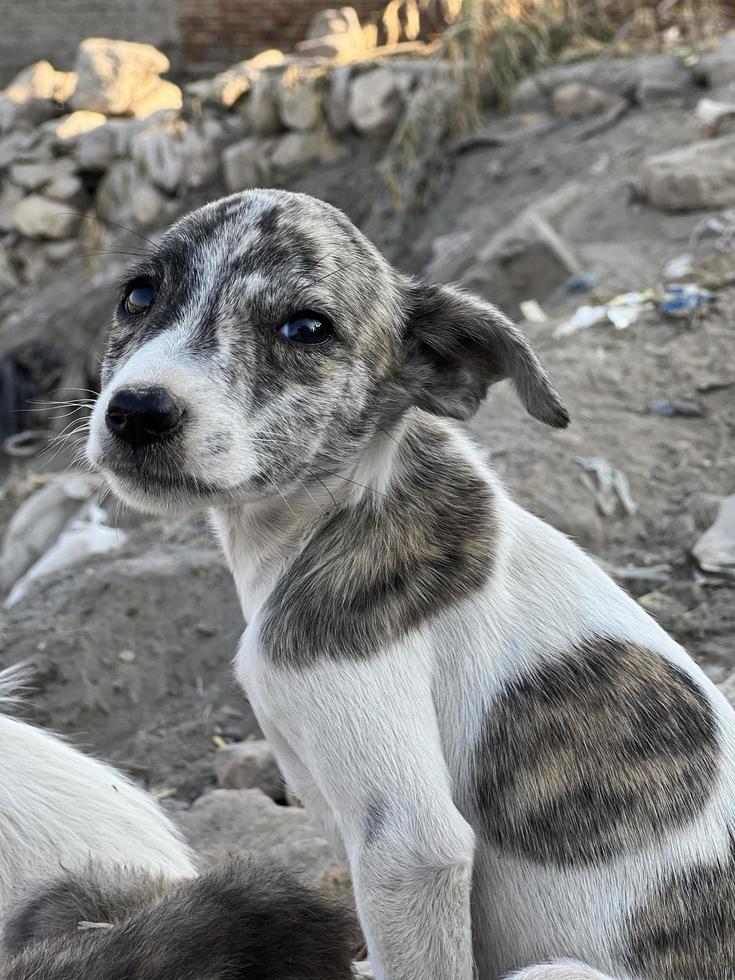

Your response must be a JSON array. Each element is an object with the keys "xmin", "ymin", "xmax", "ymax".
[{"xmin": 105, "ymin": 386, "xmax": 184, "ymax": 449}]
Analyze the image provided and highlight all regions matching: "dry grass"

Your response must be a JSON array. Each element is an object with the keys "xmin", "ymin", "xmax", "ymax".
[{"xmin": 369, "ymin": 0, "xmax": 731, "ymax": 243}]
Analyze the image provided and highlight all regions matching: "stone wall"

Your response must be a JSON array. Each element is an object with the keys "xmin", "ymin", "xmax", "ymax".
[{"xmin": 0, "ymin": 0, "xmax": 390, "ymax": 84}]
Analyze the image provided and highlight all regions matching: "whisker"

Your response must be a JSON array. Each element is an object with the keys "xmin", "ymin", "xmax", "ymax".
[{"xmin": 66, "ymin": 213, "xmax": 156, "ymax": 248}]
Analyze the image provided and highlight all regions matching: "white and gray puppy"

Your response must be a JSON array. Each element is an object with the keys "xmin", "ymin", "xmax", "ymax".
[{"xmin": 86, "ymin": 189, "xmax": 734, "ymax": 980}]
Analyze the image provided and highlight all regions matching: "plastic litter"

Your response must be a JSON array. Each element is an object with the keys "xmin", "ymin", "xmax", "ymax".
[
  {"xmin": 659, "ymin": 283, "xmax": 713, "ymax": 317},
  {"xmin": 692, "ymin": 495, "xmax": 735, "ymax": 579},
  {"xmin": 576, "ymin": 457, "xmax": 637, "ymax": 518},
  {"xmin": 554, "ymin": 290, "xmax": 654, "ymax": 339},
  {"xmin": 0, "ymin": 473, "xmax": 102, "ymax": 592},
  {"xmin": 647, "ymin": 399, "xmax": 705, "ymax": 418},
  {"xmin": 4, "ymin": 507, "xmax": 125, "ymax": 608},
  {"xmin": 553, "ymin": 305, "xmax": 607, "ymax": 338},
  {"xmin": 2, "ymin": 430, "xmax": 56, "ymax": 458},
  {"xmin": 663, "ymin": 253, "xmax": 693, "ymax": 279},
  {"xmin": 519, "ymin": 300, "xmax": 547, "ymax": 323},
  {"xmin": 547, "ymin": 272, "xmax": 599, "ymax": 306}
]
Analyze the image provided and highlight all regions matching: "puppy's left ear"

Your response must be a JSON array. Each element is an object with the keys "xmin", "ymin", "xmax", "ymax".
[{"xmin": 399, "ymin": 280, "xmax": 570, "ymax": 427}]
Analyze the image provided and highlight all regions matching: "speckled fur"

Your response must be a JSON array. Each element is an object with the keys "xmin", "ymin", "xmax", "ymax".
[
  {"xmin": 87, "ymin": 190, "xmax": 735, "ymax": 980},
  {"xmin": 2, "ymin": 858, "xmax": 358, "ymax": 980}
]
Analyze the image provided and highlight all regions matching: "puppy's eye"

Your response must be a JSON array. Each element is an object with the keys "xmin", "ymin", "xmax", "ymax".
[
  {"xmin": 278, "ymin": 312, "xmax": 334, "ymax": 347},
  {"xmin": 122, "ymin": 281, "xmax": 156, "ymax": 316}
]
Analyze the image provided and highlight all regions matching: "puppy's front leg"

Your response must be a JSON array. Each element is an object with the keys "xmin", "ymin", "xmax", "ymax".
[{"xmin": 266, "ymin": 650, "xmax": 475, "ymax": 980}]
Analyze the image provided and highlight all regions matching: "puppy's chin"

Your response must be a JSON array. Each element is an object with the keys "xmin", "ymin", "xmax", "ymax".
[{"xmin": 100, "ymin": 469, "xmax": 215, "ymax": 516}]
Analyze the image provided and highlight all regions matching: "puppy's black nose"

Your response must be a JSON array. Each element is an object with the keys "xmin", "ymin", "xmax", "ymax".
[{"xmin": 105, "ymin": 387, "xmax": 183, "ymax": 448}]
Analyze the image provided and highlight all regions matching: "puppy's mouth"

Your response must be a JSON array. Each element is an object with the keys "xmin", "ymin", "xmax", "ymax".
[{"xmin": 100, "ymin": 452, "xmax": 224, "ymax": 496}]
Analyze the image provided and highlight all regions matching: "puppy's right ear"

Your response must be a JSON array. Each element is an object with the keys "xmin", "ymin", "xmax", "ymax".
[{"xmin": 398, "ymin": 279, "xmax": 570, "ymax": 427}]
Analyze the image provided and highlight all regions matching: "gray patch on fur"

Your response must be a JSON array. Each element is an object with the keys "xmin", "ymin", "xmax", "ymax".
[
  {"xmin": 2, "ymin": 864, "xmax": 167, "ymax": 958},
  {"xmin": 472, "ymin": 637, "xmax": 719, "ymax": 866},
  {"xmin": 259, "ymin": 414, "xmax": 496, "ymax": 663},
  {"xmin": 626, "ymin": 835, "xmax": 735, "ymax": 979}
]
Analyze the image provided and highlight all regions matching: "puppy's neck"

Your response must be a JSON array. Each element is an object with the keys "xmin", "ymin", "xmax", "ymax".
[{"xmin": 211, "ymin": 417, "xmax": 410, "ymax": 621}]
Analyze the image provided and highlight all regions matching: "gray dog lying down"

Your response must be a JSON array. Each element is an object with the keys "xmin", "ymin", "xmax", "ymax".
[
  {"xmin": 85, "ymin": 187, "xmax": 735, "ymax": 979},
  {"xmin": 1, "ymin": 859, "xmax": 357, "ymax": 980}
]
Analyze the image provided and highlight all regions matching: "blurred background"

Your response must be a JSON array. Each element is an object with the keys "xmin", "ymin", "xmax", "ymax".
[{"xmin": 0, "ymin": 0, "xmax": 733, "ymax": 877}]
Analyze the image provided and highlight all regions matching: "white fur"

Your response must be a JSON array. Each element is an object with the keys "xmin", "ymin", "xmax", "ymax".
[
  {"xmin": 84, "ymin": 189, "xmax": 731, "ymax": 980},
  {"xmin": 213, "ymin": 416, "xmax": 735, "ymax": 980},
  {"xmin": 0, "ymin": 668, "xmax": 195, "ymax": 927}
]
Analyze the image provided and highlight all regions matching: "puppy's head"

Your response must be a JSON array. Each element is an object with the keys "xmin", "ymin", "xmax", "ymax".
[
  {"xmin": 3, "ymin": 858, "xmax": 359, "ymax": 980},
  {"xmin": 86, "ymin": 189, "xmax": 568, "ymax": 514}
]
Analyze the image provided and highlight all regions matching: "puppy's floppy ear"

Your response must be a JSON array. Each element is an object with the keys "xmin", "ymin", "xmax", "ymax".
[{"xmin": 399, "ymin": 279, "xmax": 570, "ymax": 427}]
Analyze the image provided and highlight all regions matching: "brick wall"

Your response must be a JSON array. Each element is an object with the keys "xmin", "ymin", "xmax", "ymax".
[
  {"xmin": 177, "ymin": 0, "xmax": 389, "ymax": 70},
  {"xmin": 0, "ymin": 0, "xmax": 390, "ymax": 84},
  {"xmin": 0, "ymin": 0, "xmax": 180, "ymax": 84}
]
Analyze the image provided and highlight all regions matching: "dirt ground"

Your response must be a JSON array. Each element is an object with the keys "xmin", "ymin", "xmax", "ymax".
[{"xmin": 0, "ymin": 68, "xmax": 733, "ymax": 804}]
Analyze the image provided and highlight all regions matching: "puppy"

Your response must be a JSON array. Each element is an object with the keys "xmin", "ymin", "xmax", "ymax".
[
  {"xmin": 0, "ymin": 665, "xmax": 194, "ymax": 920},
  {"xmin": 86, "ymin": 188, "xmax": 735, "ymax": 979},
  {"xmin": 2, "ymin": 858, "xmax": 358, "ymax": 979}
]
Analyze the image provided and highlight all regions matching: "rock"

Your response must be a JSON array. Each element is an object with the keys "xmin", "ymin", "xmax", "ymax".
[
  {"xmin": 696, "ymin": 97, "xmax": 735, "ymax": 138},
  {"xmin": 328, "ymin": 64, "xmax": 353, "ymax": 133},
  {"xmin": 71, "ymin": 38, "xmax": 170, "ymax": 116},
  {"xmin": 349, "ymin": 67, "xmax": 404, "ymax": 136},
  {"xmin": 0, "ymin": 248, "xmax": 20, "ymax": 290},
  {"xmin": 0, "ymin": 182, "xmax": 25, "ymax": 233},
  {"xmin": 132, "ymin": 118, "xmax": 188, "ymax": 194},
  {"xmin": 424, "ymin": 230, "xmax": 476, "ymax": 284},
  {"xmin": 635, "ymin": 55, "xmax": 692, "ymax": 105},
  {"xmin": 45, "ymin": 173, "xmax": 85, "ymax": 203},
  {"xmin": 695, "ymin": 32, "xmax": 735, "ymax": 90},
  {"xmin": 551, "ymin": 83, "xmax": 625, "ymax": 118},
  {"xmin": 215, "ymin": 739, "xmax": 283, "ymax": 800},
  {"xmin": 222, "ymin": 137, "xmax": 270, "ymax": 192},
  {"xmin": 73, "ymin": 119, "xmax": 133, "ymax": 172},
  {"xmin": 642, "ymin": 135, "xmax": 735, "ymax": 211},
  {"xmin": 132, "ymin": 114, "xmax": 220, "ymax": 193},
  {"xmin": 46, "ymin": 110, "xmax": 107, "ymax": 145},
  {"xmin": 130, "ymin": 180, "xmax": 169, "ymax": 229},
  {"xmin": 510, "ymin": 57, "xmax": 636, "ymax": 112},
  {"xmin": 44, "ymin": 239, "xmax": 78, "ymax": 263},
  {"xmin": 306, "ymin": 6, "xmax": 361, "ymax": 40},
  {"xmin": 185, "ymin": 50, "xmax": 285, "ymax": 110},
  {"xmin": 461, "ymin": 209, "xmax": 580, "ymax": 315},
  {"xmin": 9, "ymin": 163, "xmax": 56, "ymax": 192},
  {"xmin": 245, "ymin": 70, "xmax": 283, "ymax": 135},
  {"xmin": 0, "ymin": 61, "xmax": 76, "ymax": 133},
  {"xmin": 95, "ymin": 159, "xmax": 135, "ymax": 224},
  {"xmin": 0, "ymin": 60, "xmax": 76, "ymax": 104},
  {"xmin": 131, "ymin": 79, "xmax": 183, "ymax": 119},
  {"xmin": 270, "ymin": 129, "xmax": 344, "ymax": 178},
  {"xmin": 685, "ymin": 492, "xmax": 723, "ymax": 531},
  {"xmin": 12, "ymin": 194, "xmax": 81, "ymax": 240},
  {"xmin": 278, "ymin": 64, "xmax": 325, "ymax": 131},
  {"xmin": 692, "ymin": 495, "xmax": 735, "ymax": 578},
  {"xmin": 0, "ymin": 129, "xmax": 41, "ymax": 168},
  {"xmin": 176, "ymin": 788, "xmax": 342, "ymax": 887},
  {"xmin": 9, "ymin": 158, "xmax": 76, "ymax": 192},
  {"xmin": 180, "ymin": 117, "xmax": 222, "ymax": 188},
  {"xmin": 297, "ymin": 6, "xmax": 365, "ymax": 58}
]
